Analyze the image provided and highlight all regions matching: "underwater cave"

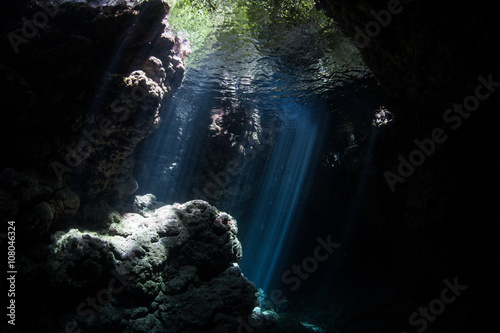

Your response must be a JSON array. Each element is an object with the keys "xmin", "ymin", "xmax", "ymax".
[{"xmin": 1, "ymin": 0, "xmax": 499, "ymax": 332}]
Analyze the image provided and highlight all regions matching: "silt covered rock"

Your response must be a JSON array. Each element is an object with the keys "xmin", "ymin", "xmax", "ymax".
[{"xmin": 45, "ymin": 199, "xmax": 257, "ymax": 332}]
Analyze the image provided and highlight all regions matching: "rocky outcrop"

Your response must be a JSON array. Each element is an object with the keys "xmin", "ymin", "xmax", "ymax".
[
  {"xmin": 193, "ymin": 99, "xmax": 275, "ymax": 209},
  {"xmin": 134, "ymin": 87, "xmax": 276, "ymax": 212},
  {"xmin": 23, "ymin": 200, "xmax": 257, "ymax": 332},
  {"xmin": 297, "ymin": 2, "xmax": 500, "ymax": 331},
  {"xmin": 0, "ymin": 0, "xmax": 187, "ymax": 239},
  {"xmin": 316, "ymin": 0, "xmax": 500, "ymax": 113},
  {"xmin": 313, "ymin": 0, "xmax": 500, "ymax": 276}
]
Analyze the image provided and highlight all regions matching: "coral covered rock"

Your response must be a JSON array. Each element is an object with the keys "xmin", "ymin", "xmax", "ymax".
[
  {"xmin": 0, "ymin": 0, "xmax": 187, "ymax": 239},
  {"xmin": 44, "ymin": 199, "xmax": 257, "ymax": 332}
]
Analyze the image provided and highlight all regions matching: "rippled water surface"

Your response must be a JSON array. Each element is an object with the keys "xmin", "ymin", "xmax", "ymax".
[
  {"xmin": 169, "ymin": 0, "xmax": 370, "ymax": 122},
  {"xmin": 138, "ymin": 0, "xmax": 376, "ymax": 296}
]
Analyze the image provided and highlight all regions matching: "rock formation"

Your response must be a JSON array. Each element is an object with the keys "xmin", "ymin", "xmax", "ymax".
[
  {"xmin": 316, "ymin": 0, "xmax": 500, "ymax": 112},
  {"xmin": 21, "ymin": 199, "xmax": 256, "ymax": 332},
  {"xmin": 0, "ymin": 0, "xmax": 187, "ymax": 239},
  {"xmin": 1, "ymin": 2, "xmax": 259, "ymax": 332},
  {"xmin": 2, "ymin": 0, "xmax": 499, "ymax": 332}
]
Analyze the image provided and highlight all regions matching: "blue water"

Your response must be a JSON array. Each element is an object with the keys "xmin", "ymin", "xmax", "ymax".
[
  {"xmin": 237, "ymin": 100, "xmax": 327, "ymax": 291},
  {"xmin": 136, "ymin": 64, "xmax": 329, "ymax": 291},
  {"xmin": 135, "ymin": 12, "xmax": 369, "ymax": 293}
]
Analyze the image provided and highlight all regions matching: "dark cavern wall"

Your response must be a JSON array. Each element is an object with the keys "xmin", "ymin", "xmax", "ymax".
[
  {"xmin": 1, "ymin": 1, "xmax": 258, "ymax": 332},
  {"xmin": 299, "ymin": 0, "xmax": 499, "ymax": 331},
  {"xmin": 1, "ymin": 0, "xmax": 186, "ymax": 237},
  {"xmin": 1, "ymin": 0, "xmax": 499, "ymax": 332}
]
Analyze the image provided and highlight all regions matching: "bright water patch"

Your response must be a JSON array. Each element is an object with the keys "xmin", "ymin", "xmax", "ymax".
[
  {"xmin": 238, "ymin": 100, "xmax": 327, "ymax": 291},
  {"xmin": 135, "ymin": 0, "xmax": 372, "ymax": 299},
  {"xmin": 135, "ymin": 69, "xmax": 217, "ymax": 204}
]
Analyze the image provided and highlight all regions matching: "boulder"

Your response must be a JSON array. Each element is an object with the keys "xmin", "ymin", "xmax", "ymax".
[{"xmin": 45, "ymin": 199, "xmax": 257, "ymax": 332}]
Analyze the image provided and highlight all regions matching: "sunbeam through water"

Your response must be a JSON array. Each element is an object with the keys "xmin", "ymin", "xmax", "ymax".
[{"xmin": 239, "ymin": 100, "xmax": 327, "ymax": 291}]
